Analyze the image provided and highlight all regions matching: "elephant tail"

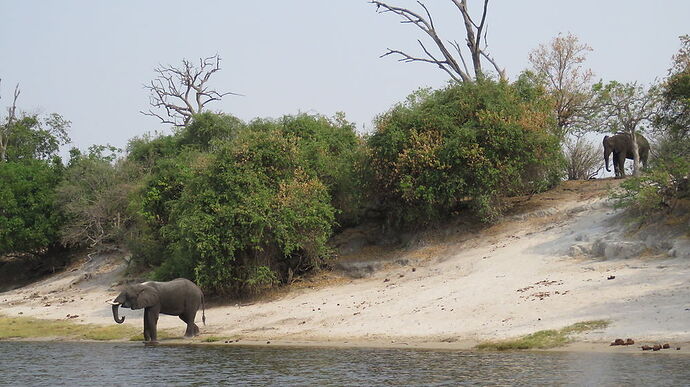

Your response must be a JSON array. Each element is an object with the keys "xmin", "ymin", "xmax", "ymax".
[{"xmin": 201, "ymin": 293, "xmax": 206, "ymax": 326}]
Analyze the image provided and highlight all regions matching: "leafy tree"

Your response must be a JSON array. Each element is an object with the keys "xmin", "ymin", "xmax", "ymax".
[
  {"xmin": 1, "ymin": 81, "xmax": 70, "ymax": 162},
  {"xmin": 0, "ymin": 160, "xmax": 63, "ymax": 254},
  {"xmin": 528, "ymin": 33, "xmax": 595, "ymax": 139},
  {"xmin": 0, "ymin": 80, "xmax": 70, "ymax": 255},
  {"xmin": 656, "ymin": 35, "xmax": 690, "ymax": 142},
  {"xmin": 368, "ymin": 80, "xmax": 562, "ymax": 225}
]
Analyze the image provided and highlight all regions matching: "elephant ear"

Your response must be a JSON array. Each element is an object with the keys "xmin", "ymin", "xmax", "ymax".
[{"xmin": 135, "ymin": 286, "xmax": 159, "ymax": 309}]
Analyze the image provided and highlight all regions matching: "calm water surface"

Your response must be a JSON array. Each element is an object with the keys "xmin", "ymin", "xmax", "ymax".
[{"xmin": 1, "ymin": 341, "xmax": 689, "ymax": 386}]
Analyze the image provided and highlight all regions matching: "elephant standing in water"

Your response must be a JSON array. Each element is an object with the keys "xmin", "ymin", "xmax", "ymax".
[
  {"xmin": 603, "ymin": 133, "xmax": 650, "ymax": 178},
  {"xmin": 108, "ymin": 278, "xmax": 205, "ymax": 342}
]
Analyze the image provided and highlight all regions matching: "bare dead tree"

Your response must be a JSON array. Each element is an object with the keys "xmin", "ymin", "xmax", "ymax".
[
  {"xmin": 371, "ymin": 0, "xmax": 505, "ymax": 83},
  {"xmin": 0, "ymin": 79, "xmax": 21, "ymax": 162},
  {"xmin": 141, "ymin": 54, "xmax": 241, "ymax": 127}
]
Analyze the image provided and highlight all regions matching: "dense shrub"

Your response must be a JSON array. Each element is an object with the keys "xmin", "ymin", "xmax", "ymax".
[
  {"xmin": 368, "ymin": 80, "xmax": 562, "ymax": 225},
  {"xmin": 128, "ymin": 113, "xmax": 364, "ymax": 295},
  {"xmin": 612, "ymin": 157, "xmax": 689, "ymax": 219},
  {"xmin": 126, "ymin": 133, "xmax": 179, "ymax": 170},
  {"xmin": 177, "ymin": 112, "xmax": 242, "ymax": 150},
  {"xmin": 0, "ymin": 160, "xmax": 63, "ymax": 254},
  {"xmin": 264, "ymin": 113, "xmax": 369, "ymax": 227}
]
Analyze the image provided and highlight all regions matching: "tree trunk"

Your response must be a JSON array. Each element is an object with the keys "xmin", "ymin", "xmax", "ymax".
[{"xmin": 629, "ymin": 130, "xmax": 640, "ymax": 176}]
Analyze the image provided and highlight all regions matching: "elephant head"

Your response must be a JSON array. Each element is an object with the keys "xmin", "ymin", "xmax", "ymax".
[{"xmin": 108, "ymin": 283, "xmax": 160, "ymax": 324}]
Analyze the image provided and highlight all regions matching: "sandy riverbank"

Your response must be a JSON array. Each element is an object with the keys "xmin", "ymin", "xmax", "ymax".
[{"xmin": 2, "ymin": 180, "xmax": 689, "ymax": 352}]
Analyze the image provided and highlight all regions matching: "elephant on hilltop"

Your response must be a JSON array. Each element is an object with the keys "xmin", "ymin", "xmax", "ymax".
[{"xmin": 603, "ymin": 133, "xmax": 650, "ymax": 178}]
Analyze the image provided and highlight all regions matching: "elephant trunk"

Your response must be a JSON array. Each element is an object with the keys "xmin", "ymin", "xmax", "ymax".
[
  {"xmin": 111, "ymin": 303, "xmax": 125, "ymax": 324},
  {"xmin": 604, "ymin": 150, "xmax": 611, "ymax": 172},
  {"xmin": 603, "ymin": 136, "xmax": 611, "ymax": 172}
]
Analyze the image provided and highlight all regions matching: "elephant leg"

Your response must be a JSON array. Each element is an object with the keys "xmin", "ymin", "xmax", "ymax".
[
  {"xmin": 179, "ymin": 314, "xmax": 199, "ymax": 337},
  {"xmin": 145, "ymin": 306, "xmax": 161, "ymax": 342},
  {"xmin": 611, "ymin": 152, "xmax": 619, "ymax": 177},
  {"xmin": 617, "ymin": 153, "xmax": 627, "ymax": 177},
  {"xmin": 189, "ymin": 310, "xmax": 199, "ymax": 336},
  {"xmin": 143, "ymin": 316, "xmax": 150, "ymax": 342}
]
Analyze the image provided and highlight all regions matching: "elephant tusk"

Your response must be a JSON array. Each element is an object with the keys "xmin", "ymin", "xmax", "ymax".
[{"xmin": 107, "ymin": 300, "xmax": 121, "ymax": 305}]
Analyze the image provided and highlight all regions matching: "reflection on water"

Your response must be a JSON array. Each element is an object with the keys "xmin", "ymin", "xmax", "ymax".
[{"xmin": 1, "ymin": 341, "xmax": 689, "ymax": 386}]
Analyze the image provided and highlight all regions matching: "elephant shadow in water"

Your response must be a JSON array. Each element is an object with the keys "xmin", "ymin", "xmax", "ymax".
[
  {"xmin": 109, "ymin": 278, "xmax": 206, "ymax": 343},
  {"xmin": 603, "ymin": 133, "xmax": 650, "ymax": 178}
]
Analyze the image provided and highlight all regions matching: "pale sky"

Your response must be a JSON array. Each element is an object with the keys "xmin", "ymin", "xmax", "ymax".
[{"xmin": 1, "ymin": 1, "xmax": 688, "ymax": 153}]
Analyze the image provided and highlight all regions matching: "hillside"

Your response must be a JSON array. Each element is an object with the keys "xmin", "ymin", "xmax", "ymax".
[{"xmin": 1, "ymin": 178, "xmax": 689, "ymax": 350}]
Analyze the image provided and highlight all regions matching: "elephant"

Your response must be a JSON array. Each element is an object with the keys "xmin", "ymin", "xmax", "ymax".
[
  {"xmin": 603, "ymin": 133, "xmax": 650, "ymax": 178},
  {"xmin": 108, "ymin": 278, "xmax": 205, "ymax": 342}
]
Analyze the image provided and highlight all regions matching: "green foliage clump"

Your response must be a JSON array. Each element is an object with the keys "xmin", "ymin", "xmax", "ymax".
[
  {"xmin": 612, "ymin": 157, "xmax": 689, "ymax": 219},
  {"xmin": 129, "ymin": 113, "xmax": 364, "ymax": 295},
  {"xmin": 0, "ymin": 160, "xmax": 63, "ymax": 254},
  {"xmin": 2, "ymin": 113, "xmax": 70, "ymax": 162},
  {"xmin": 368, "ymin": 80, "xmax": 562, "ymax": 225},
  {"xmin": 656, "ymin": 35, "xmax": 690, "ymax": 140},
  {"xmin": 177, "ymin": 112, "xmax": 242, "ymax": 150}
]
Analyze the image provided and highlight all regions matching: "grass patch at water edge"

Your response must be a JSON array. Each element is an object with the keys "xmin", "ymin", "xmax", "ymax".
[
  {"xmin": 0, "ymin": 315, "xmax": 140, "ymax": 340},
  {"xmin": 475, "ymin": 320, "xmax": 610, "ymax": 351}
]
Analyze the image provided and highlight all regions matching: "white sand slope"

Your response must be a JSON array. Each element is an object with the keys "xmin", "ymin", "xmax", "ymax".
[{"xmin": 2, "ymin": 180, "xmax": 689, "ymax": 349}]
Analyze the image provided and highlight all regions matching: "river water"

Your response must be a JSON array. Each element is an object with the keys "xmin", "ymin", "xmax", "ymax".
[{"xmin": 1, "ymin": 341, "xmax": 689, "ymax": 386}]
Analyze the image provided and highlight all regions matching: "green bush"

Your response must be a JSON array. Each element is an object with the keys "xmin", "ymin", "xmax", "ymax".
[
  {"xmin": 248, "ymin": 113, "xmax": 369, "ymax": 227},
  {"xmin": 129, "ymin": 150, "xmax": 196, "ymax": 270},
  {"xmin": 0, "ymin": 160, "xmax": 63, "ymax": 254},
  {"xmin": 612, "ymin": 157, "xmax": 689, "ymax": 219},
  {"xmin": 368, "ymin": 80, "xmax": 562, "ymax": 225},
  {"xmin": 126, "ymin": 133, "xmax": 179, "ymax": 170}
]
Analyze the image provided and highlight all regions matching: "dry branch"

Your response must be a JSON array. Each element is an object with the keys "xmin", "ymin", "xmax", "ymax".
[
  {"xmin": 141, "ymin": 54, "xmax": 241, "ymax": 127},
  {"xmin": 371, "ymin": 0, "xmax": 505, "ymax": 82},
  {"xmin": 0, "ymin": 79, "xmax": 21, "ymax": 162}
]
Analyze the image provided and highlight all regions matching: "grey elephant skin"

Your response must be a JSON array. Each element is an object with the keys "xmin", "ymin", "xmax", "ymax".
[
  {"xmin": 603, "ymin": 133, "xmax": 650, "ymax": 178},
  {"xmin": 109, "ymin": 278, "xmax": 206, "ymax": 342}
]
